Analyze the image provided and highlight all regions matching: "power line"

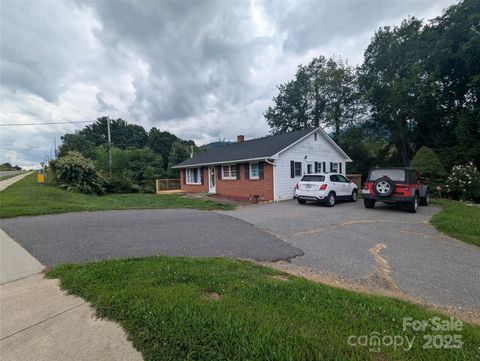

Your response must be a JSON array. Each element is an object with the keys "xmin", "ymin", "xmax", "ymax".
[{"xmin": 0, "ymin": 120, "xmax": 92, "ymax": 127}]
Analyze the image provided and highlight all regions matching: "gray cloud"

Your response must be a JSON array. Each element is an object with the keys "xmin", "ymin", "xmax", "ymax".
[{"xmin": 0, "ymin": 0, "xmax": 456, "ymax": 167}]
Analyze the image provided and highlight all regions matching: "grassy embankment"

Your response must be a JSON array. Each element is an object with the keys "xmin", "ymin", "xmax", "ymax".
[
  {"xmin": 431, "ymin": 199, "xmax": 480, "ymax": 247},
  {"xmin": 0, "ymin": 173, "xmax": 232, "ymax": 218},
  {"xmin": 48, "ymin": 256, "xmax": 480, "ymax": 361}
]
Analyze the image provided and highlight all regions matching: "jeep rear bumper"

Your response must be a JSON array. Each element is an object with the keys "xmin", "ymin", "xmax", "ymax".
[{"xmin": 363, "ymin": 194, "xmax": 416, "ymax": 203}]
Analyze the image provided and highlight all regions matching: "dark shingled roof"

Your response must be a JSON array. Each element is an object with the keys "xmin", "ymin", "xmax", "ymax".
[{"xmin": 174, "ymin": 128, "xmax": 316, "ymax": 168}]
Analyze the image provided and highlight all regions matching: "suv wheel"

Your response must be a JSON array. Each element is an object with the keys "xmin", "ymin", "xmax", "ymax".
[
  {"xmin": 350, "ymin": 190, "xmax": 358, "ymax": 202},
  {"xmin": 419, "ymin": 192, "xmax": 429, "ymax": 206},
  {"xmin": 325, "ymin": 192, "xmax": 335, "ymax": 207},
  {"xmin": 364, "ymin": 199, "xmax": 375, "ymax": 209},
  {"xmin": 406, "ymin": 194, "xmax": 419, "ymax": 213},
  {"xmin": 297, "ymin": 198, "xmax": 306, "ymax": 205}
]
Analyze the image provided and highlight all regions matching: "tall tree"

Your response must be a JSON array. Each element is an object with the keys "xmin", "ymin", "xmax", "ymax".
[
  {"xmin": 359, "ymin": 18, "xmax": 424, "ymax": 166},
  {"xmin": 148, "ymin": 128, "xmax": 181, "ymax": 170},
  {"xmin": 167, "ymin": 141, "xmax": 190, "ymax": 178},
  {"xmin": 359, "ymin": 0, "xmax": 480, "ymax": 168},
  {"xmin": 265, "ymin": 56, "xmax": 359, "ymax": 137}
]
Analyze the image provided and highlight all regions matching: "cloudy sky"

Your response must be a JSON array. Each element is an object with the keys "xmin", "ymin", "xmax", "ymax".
[{"xmin": 1, "ymin": 0, "xmax": 456, "ymax": 167}]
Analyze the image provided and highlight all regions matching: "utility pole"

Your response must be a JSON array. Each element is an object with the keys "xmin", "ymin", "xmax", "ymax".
[{"xmin": 107, "ymin": 119, "xmax": 112, "ymax": 176}]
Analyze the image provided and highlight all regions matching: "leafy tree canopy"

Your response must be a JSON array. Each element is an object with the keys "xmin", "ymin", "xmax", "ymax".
[{"xmin": 265, "ymin": 56, "xmax": 360, "ymax": 140}]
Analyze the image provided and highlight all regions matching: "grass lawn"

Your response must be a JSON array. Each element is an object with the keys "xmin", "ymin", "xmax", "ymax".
[
  {"xmin": 431, "ymin": 199, "xmax": 480, "ymax": 247},
  {"xmin": 0, "ymin": 173, "xmax": 233, "ymax": 218},
  {"xmin": 48, "ymin": 256, "xmax": 480, "ymax": 361}
]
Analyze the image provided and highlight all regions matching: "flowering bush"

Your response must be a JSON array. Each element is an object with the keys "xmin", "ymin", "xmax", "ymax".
[
  {"xmin": 55, "ymin": 151, "xmax": 105, "ymax": 195},
  {"xmin": 445, "ymin": 162, "xmax": 480, "ymax": 202}
]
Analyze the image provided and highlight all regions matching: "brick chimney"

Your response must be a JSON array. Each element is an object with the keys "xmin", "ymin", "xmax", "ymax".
[{"xmin": 237, "ymin": 135, "xmax": 245, "ymax": 143}]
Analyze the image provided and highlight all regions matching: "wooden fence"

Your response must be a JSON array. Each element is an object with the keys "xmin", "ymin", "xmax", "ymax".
[
  {"xmin": 156, "ymin": 179, "xmax": 182, "ymax": 195},
  {"xmin": 346, "ymin": 174, "xmax": 362, "ymax": 190}
]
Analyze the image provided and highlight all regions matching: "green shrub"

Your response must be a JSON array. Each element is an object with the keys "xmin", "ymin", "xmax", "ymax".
[
  {"xmin": 102, "ymin": 173, "xmax": 140, "ymax": 194},
  {"xmin": 95, "ymin": 146, "xmax": 164, "ymax": 193},
  {"xmin": 410, "ymin": 146, "xmax": 446, "ymax": 178},
  {"xmin": 445, "ymin": 162, "xmax": 480, "ymax": 202},
  {"xmin": 55, "ymin": 151, "xmax": 104, "ymax": 195},
  {"xmin": 410, "ymin": 146, "xmax": 447, "ymax": 196}
]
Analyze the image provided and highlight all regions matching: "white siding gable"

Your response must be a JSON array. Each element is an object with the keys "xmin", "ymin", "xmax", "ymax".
[{"xmin": 274, "ymin": 130, "xmax": 348, "ymax": 201}]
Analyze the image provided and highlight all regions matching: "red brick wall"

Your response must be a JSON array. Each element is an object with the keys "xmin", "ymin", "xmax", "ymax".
[
  {"xmin": 216, "ymin": 163, "xmax": 274, "ymax": 201},
  {"xmin": 180, "ymin": 167, "xmax": 208, "ymax": 193},
  {"xmin": 180, "ymin": 163, "xmax": 274, "ymax": 201}
]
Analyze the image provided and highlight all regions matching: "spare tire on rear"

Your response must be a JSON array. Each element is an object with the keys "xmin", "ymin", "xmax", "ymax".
[{"xmin": 373, "ymin": 177, "xmax": 395, "ymax": 198}]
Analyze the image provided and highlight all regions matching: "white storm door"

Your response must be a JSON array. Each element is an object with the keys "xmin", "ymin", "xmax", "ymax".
[{"xmin": 208, "ymin": 166, "xmax": 216, "ymax": 193}]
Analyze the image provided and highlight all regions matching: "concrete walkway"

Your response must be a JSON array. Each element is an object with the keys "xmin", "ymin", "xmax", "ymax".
[
  {"xmin": 0, "ymin": 230, "xmax": 143, "ymax": 361},
  {"xmin": 0, "ymin": 229, "xmax": 44, "ymax": 284},
  {"xmin": 0, "ymin": 171, "xmax": 32, "ymax": 192}
]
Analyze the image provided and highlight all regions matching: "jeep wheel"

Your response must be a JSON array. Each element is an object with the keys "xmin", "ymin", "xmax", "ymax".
[
  {"xmin": 325, "ymin": 192, "xmax": 335, "ymax": 207},
  {"xmin": 297, "ymin": 198, "xmax": 306, "ymax": 205},
  {"xmin": 364, "ymin": 199, "xmax": 375, "ymax": 209},
  {"xmin": 406, "ymin": 194, "xmax": 419, "ymax": 213},
  {"xmin": 350, "ymin": 190, "xmax": 358, "ymax": 202},
  {"xmin": 373, "ymin": 177, "xmax": 394, "ymax": 198},
  {"xmin": 419, "ymin": 192, "xmax": 429, "ymax": 206}
]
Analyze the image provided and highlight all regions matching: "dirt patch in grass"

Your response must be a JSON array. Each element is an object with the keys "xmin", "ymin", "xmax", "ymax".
[{"xmin": 203, "ymin": 292, "xmax": 221, "ymax": 301}]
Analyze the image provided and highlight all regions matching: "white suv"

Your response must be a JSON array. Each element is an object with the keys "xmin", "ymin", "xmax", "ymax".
[{"xmin": 294, "ymin": 173, "xmax": 358, "ymax": 207}]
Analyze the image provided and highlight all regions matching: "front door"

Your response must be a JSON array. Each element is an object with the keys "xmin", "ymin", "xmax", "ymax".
[
  {"xmin": 208, "ymin": 166, "xmax": 216, "ymax": 193},
  {"xmin": 306, "ymin": 161, "xmax": 313, "ymax": 175}
]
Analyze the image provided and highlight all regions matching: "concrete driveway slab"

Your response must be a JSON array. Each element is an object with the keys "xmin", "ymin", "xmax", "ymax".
[
  {"xmin": 0, "ymin": 209, "xmax": 303, "ymax": 266},
  {"xmin": 220, "ymin": 200, "xmax": 480, "ymax": 312}
]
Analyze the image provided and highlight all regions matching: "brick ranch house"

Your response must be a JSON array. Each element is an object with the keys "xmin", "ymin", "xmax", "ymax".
[{"xmin": 172, "ymin": 127, "xmax": 352, "ymax": 202}]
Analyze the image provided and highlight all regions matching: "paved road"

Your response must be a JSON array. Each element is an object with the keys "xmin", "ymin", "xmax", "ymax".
[
  {"xmin": 0, "ymin": 171, "xmax": 22, "ymax": 177},
  {"xmin": 219, "ymin": 200, "xmax": 480, "ymax": 311},
  {"xmin": 0, "ymin": 209, "xmax": 302, "ymax": 266}
]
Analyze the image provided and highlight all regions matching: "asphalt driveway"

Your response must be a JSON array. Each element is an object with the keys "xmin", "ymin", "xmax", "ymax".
[
  {"xmin": 2, "ymin": 201, "xmax": 478, "ymax": 313},
  {"xmin": 0, "ymin": 209, "xmax": 302, "ymax": 266},
  {"xmin": 219, "ymin": 200, "xmax": 480, "ymax": 312}
]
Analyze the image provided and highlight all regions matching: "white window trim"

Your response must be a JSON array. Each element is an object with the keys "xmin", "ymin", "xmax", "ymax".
[
  {"xmin": 186, "ymin": 168, "xmax": 202, "ymax": 185},
  {"xmin": 331, "ymin": 163, "xmax": 339, "ymax": 173},
  {"xmin": 222, "ymin": 164, "xmax": 237, "ymax": 180},
  {"xmin": 249, "ymin": 162, "xmax": 260, "ymax": 180}
]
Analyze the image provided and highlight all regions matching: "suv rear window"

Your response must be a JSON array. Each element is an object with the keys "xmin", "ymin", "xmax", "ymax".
[
  {"xmin": 301, "ymin": 175, "xmax": 325, "ymax": 182},
  {"xmin": 369, "ymin": 169, "xmax": 405, "ymax": 181}
]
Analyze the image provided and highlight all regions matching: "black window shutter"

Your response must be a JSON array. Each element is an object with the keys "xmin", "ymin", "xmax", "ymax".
[
  {"xmin": 290, "ymin": 161, "xmax": 295, "ymax": 178},
  {"xmin": 314, "ymin": 162, "xmax": 318, "ymax": 173},
  {"xmin": 217, "ymin": 165, "xmax": 222, "ymax": 180},
  {"xmin": 339, "ymin": 163, "xmax": 343, "ymax": 174},
  {"xmin": 183, "ymin": 169, "xmax": 186, "ymax": 184},
  {"xmin": 244, "ymin": 163, "xmax": 250, "ymax": 180},
  {"xmin": 323, "ymin": 162, "xmax": 326, "ymax": 172},
  {"xmin": 236, "ymin": 164, "xmax": 241, "ymax": 180},
  {"xmin": 259, "ymin": 162, "xmax": 264, "ymax": 180},
  {"xmin": 330, "ymin": 162, "xmax": 333, "ymax": 172}
]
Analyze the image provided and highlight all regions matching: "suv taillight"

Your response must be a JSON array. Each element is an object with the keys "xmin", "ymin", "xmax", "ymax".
[
  {"xmin": 319, "ymin": 184, "xmax": 327, "ymax": 190},
  {"xmin": 295, "ymin": 182, "xmax": 299, "ymax": 190}
]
